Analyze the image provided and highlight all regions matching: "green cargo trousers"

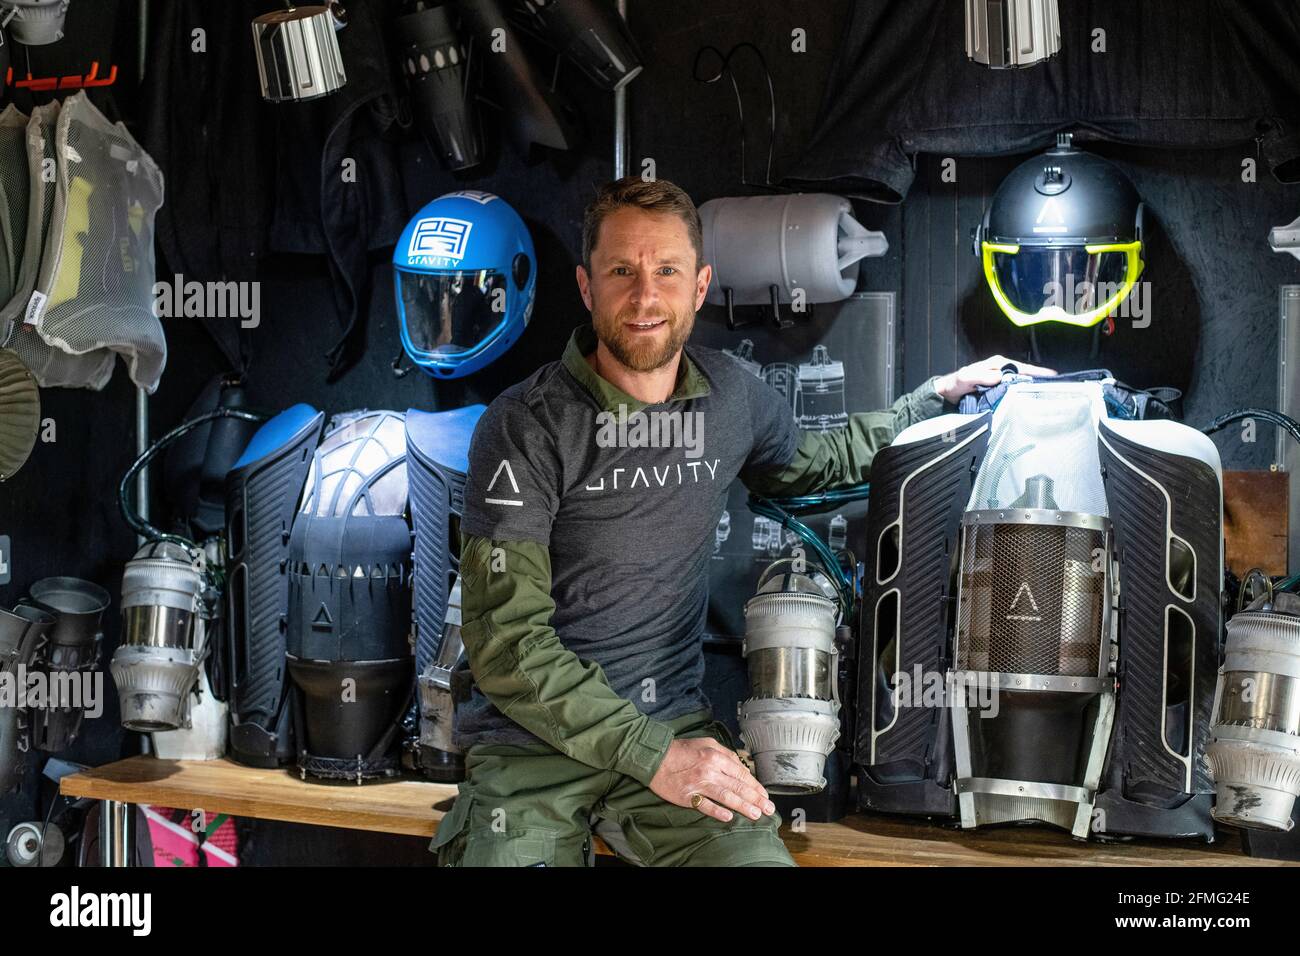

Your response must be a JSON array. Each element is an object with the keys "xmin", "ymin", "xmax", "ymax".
[{"xmin": 428, "ymin": 709, "xmax": 796, "ymax": 867}]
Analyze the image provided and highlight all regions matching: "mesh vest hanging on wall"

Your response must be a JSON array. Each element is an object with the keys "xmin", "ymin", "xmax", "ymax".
[
  {"xmin": 3, "ymin": 102, "xmax": 119, "ymax": 389},
  {"xmin": 26, "ymin": 92, "xmax": 166, "ymax": 392}
]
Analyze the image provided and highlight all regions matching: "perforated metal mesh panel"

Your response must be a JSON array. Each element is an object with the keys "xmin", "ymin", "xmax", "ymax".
[{"xmin": 957, "ymin": 519, "xmax": 1105, "ymax": 677}]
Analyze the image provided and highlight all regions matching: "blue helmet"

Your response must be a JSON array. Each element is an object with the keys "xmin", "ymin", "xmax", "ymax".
[{"xmin": 393, "ymin": 190, "xmax": 537, "ymax": 379}]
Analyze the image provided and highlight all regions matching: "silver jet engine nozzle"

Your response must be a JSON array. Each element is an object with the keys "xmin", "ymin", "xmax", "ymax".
[
  {"xmin": 112, "ymin": 540, "xmax": 207, "ymax": 733},
  {"xmin": 1207, "ymin": 591, "xmax": 1300, "ymax": 831},
  {"xmin": 252, "ymin": 2, "xmax": 348, "ymax": 103},
  {"xmin": 965, "ymin": 0, "xmax": 1060, "ymax": 69},
  {"xmin": 739, "ymin": 558, "xmax": 842, "ymax": 794}
]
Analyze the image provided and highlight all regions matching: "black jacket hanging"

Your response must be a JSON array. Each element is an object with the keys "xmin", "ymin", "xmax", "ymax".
[
  {"xmin": 267, "ymin": 0, "xmax": 410, "ymax": 381},
  {"xmin": 785, "ymin": 0, "xmax": 1300, "ymax": 203},
  {"xmin": 142, "ymin": 0, "xmax": 409, "ymax": 379}
]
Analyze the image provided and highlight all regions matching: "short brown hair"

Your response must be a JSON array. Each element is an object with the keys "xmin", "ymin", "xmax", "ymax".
[{"xmin": 581, "ymin": 176, "xmax": 703, "ymax": 272}]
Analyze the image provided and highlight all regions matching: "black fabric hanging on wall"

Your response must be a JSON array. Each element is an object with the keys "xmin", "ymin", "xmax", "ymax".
[
  {"xmin": 142, "ymin": 0, "xmax": 409, "ymax": 380},
  {"xmin": 785, "ymin": 0, "xmax": 1300, "ymax": 202}
]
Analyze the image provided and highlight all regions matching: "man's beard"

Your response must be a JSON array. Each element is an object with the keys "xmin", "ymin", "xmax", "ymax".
[{"xmin": 592, "ymin": 304, "xmax": 695, "ymax": 373}]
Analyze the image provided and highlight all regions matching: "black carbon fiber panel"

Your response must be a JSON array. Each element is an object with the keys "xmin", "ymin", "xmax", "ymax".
[
  {"xmin": 854, "ymin": 415, "xmax": 989, "ymax": 772},
  {"xmin": 225, "ymin": 413, "xmax": 323, "ymax": 728},
  {"xmin": 1099, "ymin": 423, "xmax": 1220, "ymax": 799},
  {"xmin": 408, "ymin": 443, "xmax": 458, "ymax": 677}
]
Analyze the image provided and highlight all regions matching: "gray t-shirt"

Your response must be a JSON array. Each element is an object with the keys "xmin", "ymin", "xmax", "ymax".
[{"xmin": 454, "ymin": 336, "xmax": 799, "ymax": 749}]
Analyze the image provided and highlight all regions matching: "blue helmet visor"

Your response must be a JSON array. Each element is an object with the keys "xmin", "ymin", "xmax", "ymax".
[{"xmin": 396, "ymin": 268, "xmax": 510, "ymax": 361}]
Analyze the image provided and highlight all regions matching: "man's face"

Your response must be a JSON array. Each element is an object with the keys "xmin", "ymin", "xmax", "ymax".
[{"xmin": 577, "ymin": 206, "xmax": 712, "ymax": 372}]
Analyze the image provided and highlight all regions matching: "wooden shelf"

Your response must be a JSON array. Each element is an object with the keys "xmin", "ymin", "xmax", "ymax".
[
  {"xmin": 60, "ymin": 756, "xmax": 1294, "ymax": 866},
  {"xmin": 60, "ymin": 756, "xmax": 456, "ymax": 838},
  {"xmin": 784, "ymin": 814, "xmax": 1279, "ymax": 867}
]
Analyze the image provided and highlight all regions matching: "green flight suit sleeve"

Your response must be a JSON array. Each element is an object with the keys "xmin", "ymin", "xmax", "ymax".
[
  {"xmin": 743, "ymin": 376, "xmax": 948, "ymax": 498},
  {"xmin": 457, "ymin": 532, "xmax": 676, "ymax": 787}
]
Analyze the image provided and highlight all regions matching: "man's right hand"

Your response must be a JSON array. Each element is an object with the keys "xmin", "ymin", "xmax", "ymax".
[{"xmin": 648, "ymin": 738, "xmax": 777, "ymax": 822}]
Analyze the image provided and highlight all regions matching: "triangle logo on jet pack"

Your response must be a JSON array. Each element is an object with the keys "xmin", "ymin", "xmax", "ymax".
[
  {"xmin": 1006, "ymin": 581, "xmax": 1042, "ymax": 622},
  {"xmin": 311, "ymin": 604, "xmax": 334, "ymax": 632}
]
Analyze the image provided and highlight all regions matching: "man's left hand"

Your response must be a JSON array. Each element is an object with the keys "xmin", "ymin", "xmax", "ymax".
[{"xmin": 934, "ymin": 355, "xmax": 1057, "ymax": 403}]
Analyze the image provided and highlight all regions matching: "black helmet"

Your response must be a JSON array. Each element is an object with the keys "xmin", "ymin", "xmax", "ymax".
[{"xmin": 973, "ymin": 134, "xmax": 1145, "ymax": 328}]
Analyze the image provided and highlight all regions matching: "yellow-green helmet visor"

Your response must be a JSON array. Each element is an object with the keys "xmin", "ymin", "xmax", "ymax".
[{"xmin": 982, "ymin": 240, "xmax": 1144, "ymax": 328}]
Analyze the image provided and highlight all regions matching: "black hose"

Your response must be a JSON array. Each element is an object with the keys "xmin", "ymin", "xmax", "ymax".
[
  {"xmin": 1201, "ymin": 407, "xmax": 1300, "ymax": 447},
  {"xmin": 118, "ymin": 407, "xmax": 269, "ymax": 547}
]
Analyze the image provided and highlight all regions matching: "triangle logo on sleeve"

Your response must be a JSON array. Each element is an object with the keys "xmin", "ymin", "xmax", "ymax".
[{"xmin": 485, "ymin": 459, "xmax": 524, "ymax": 506}]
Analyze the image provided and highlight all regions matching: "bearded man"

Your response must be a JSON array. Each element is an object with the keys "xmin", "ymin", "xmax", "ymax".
[{"xmin": 429, "ymin": 176, "xmax": 1050, "ymax": 867}]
